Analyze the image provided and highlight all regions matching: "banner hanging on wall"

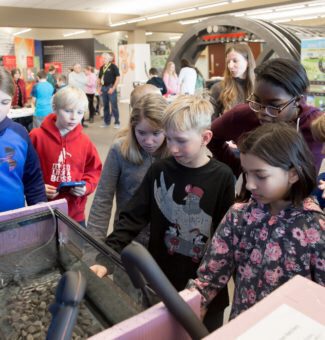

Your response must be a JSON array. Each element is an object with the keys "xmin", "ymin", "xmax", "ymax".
[{"xmin": 2, "ymin": 55, "xmax": 16, "ymax": 69}]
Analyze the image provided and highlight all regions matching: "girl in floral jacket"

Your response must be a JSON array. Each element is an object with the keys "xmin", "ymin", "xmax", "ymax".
[{"xmin": 188, "ymin": 122, "xmax": 324, "ymax": 320}]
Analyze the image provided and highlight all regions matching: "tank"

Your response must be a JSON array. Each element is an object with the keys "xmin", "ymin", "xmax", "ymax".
[{"xmin": 0, "ymin": 200, "xmax": 155, "ymax": 339}]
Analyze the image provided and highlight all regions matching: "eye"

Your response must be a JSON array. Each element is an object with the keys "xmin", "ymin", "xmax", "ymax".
[
  {"xmin": 1, "ymin": 99, "xmax": 11, "ymax": 105},
  {"xmin": 256, "ymin": 175, "xmax": 268, "ymax": 180},
  {"xmin": 136, "ymin": 130, "xmax": 146, "ymax": 136},
  {"xmin": 78, "ymin": 111, "xmax": 84, "ymax": 115},
  {"xmin": 153, "ymin": 131, "xmax": 162, "ymax": 136}
]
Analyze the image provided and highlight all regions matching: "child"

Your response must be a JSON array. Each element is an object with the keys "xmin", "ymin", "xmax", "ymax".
[
  {"xmin": 188, "ymin": 122, "xmax": 324, "ymax": 321},
  {"xmin": 0, "ymin": 67, "xmax": 46, "ymax": 212},
  {"xmin": 209, "ymin": 58, "xmax": 323, "ymax": 177},
  {"xmin": 146, "ymin": 67, "xmax": 167, "ymax": 95},
  {"xmin": 29, "ymin": 86, "xmax": 102, "ymax": 226},
  {"xmin": 56, "ymin": 74, "xmax": 67, "ymax": 90},
  {"xmin": 87, "ymin": 93, "xmax": 168, "ymax": 242},
  {"xmin": 31, "ymin": 69, "xmax": 54, "ymax": 128},
  {"xmin": 311, "ymin": 114, "xmax": 325, "ymax": 209},
  {"xmin": 91, "ymin": 94, "xmax": 235, "ymax": 330}
]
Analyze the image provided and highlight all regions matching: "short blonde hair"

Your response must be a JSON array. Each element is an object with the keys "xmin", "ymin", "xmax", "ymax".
[
  {"xmin": 311, "ymin": 115, "xmax": 325, "ymax": 142},
  {"xmin": 163, "ymin": 93, "xmax": 213, "ymax": 132},
  {"xmin": 52, "ymin": 86, "xmax": 88, "ymax": 113}
]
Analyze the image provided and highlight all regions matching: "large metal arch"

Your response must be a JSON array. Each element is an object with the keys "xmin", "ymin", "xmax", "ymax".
[{"xmin": 167, "ymin": 14, "xmax": 311, "ymax": 71}]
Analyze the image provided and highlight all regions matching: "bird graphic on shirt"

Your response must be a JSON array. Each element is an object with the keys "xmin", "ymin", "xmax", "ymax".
[{"xmin": 154, "ymin": 171, "xmax": 211, "ymax": 243}]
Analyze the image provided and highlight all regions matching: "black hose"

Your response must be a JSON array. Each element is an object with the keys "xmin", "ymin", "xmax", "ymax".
[
  {"xmin": 47, "ymin": 270, "xmax": 86, "ymax": 340},
  {"xmin": 121, "ymin": 241, "xmax": 209, "ymax": 340}
]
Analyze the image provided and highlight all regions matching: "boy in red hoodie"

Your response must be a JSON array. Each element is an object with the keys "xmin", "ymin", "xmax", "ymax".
[{"xmin": 30, "ymin": 86, "xmax": 102, "ymax": 226}]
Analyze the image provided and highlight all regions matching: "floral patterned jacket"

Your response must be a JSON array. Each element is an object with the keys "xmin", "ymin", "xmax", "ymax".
[{"xmin": 187, "ymin": 196, "xmax": 325, "ymax": 319}]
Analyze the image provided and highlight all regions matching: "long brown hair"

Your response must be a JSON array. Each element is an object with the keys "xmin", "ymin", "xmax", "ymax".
[
  {"xmin": 220, "ymin": 43, "xmax": 255, "ymax": 112},
  {"xmin": 120, "ymin": 94, "xmax": 169, "ymax": 164}
]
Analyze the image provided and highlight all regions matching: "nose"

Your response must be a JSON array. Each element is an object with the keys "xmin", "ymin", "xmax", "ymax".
[
  {"xmin": 168, "ymin": 142, "xmax": 179, "ymax": 154},
  {"xmin": 245, "ymin": 174, "xmax": 257, "ymax": 192},
  {"xmin": 143, "ymin": 135, "xmax": 154, "ymax": 145}
]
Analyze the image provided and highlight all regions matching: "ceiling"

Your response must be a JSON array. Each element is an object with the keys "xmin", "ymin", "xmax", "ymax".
[{"xmin": 0, "ymin": 0, "xmax": 324, "ymax": 40}]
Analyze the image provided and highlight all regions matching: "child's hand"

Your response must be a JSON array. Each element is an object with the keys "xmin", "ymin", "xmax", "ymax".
[
  {"xmin": 45, "ymin": 184, "xmax": 59, "ymax": 199},
  {"xmin": 90, "ymin": 264, "xmax": 108, "ymax": 278},
  {"xmin": 69, "ymin": 185, "xmax": 86, "ymax": 197},
  {"xmin": 318, "ymin": 179, "xmax": 325, "ymax": 198}
]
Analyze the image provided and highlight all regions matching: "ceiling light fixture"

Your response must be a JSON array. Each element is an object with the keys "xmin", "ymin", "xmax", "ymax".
[
  {"xmin": 146, "ymin": 13, "xmax": 169, "ymax": 20},
  {"xmin": 63, "ymin": 30, "xmax": 86, "ymax": 37},
  {"xmin": 198, "ymin": 2, "xmax": 228, "ymax": 10},
  {"xmin": 110, "ymin": 22, "xmax": 127, "ymax": 27},
  {"xmin": 170, "ymin": 8, "xmax": 196, "ymax": 15},
  {"xmin": 145, "ymin": 32, "xmax": 153, "ymax": 35},
  {"xmin": 126, "ymin": 17, "xmax": 146, "ymax": 23},
  {"xmin": 13, "ymin": 28, "xmax": 32, "ymax": 36}
]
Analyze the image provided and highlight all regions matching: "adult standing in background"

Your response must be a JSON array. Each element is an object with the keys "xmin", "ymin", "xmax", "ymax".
[
  {"xmin": 163, "ymin": 61, "xmax": 179, "ymax": 96},
  {"xmin": 68, "ymin": 63, "xmax": 88, "ymax": 127},
  {"xmin": 11, "ymin": 68, "xmax": 27, "ymax": 108},
  {"xmin": 210, "ymin": 43, "xmax": 255, "ymax": 118},
  {"xmin": 31, "ymin": 70, "xmax": 54, "ymax": 128},
  {"xmin": 178, "ymin": 59, "xmax": 197, "ymax": 95},
  {"xmin": 84, "ymin": 66, "xmax": 97, "ymax": 123},
  {"xmin": 98, "ymin": 52, "xmax": 120, "ymax": 129}
]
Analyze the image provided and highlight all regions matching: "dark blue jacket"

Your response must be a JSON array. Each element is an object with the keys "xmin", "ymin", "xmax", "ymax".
[{"xmin": 0, "ymin": 117, "xmax": 46, "ymax": 212}]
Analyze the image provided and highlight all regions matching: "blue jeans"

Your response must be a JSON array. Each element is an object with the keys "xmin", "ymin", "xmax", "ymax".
[{"xmin": 101, "ymin": 85, "xmax": 119, "ymax": 125}]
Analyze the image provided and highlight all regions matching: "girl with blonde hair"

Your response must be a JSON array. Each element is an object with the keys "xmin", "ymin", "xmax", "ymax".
[
  {"xmin": 88, "ymin": 93, "xmax": 169, "ymax": 242},
  {"xmin": 163, "ymin": 61, "xmax": 179, "ymax": 95}
]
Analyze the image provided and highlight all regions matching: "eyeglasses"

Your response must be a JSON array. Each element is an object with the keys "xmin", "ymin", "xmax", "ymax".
[{"xmin": 247, "ymin": 94, "xmax": 296, "ymax": 118}]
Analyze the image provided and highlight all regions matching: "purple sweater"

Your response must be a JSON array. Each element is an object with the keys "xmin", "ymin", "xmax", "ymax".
[{"xmin": 208, "ymin": 103, "xmax": 323, "ymax": 176}]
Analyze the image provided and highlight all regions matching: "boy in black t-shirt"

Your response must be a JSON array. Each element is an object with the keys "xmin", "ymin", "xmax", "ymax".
[
  {"xmin": 146, "ymin": 67, "xmax": 167, "ymax": 95},
  {"xmin": 91, "ymin": 94, "xmax": 235, "ymax": 330}
]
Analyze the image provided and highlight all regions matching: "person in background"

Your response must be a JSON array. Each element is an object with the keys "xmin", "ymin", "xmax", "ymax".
[
  {"xmin": 188, "ymin": 123, "xmax": 324, "ymax": 320},
  {"xmin": 163, "ymin": 61, "xmax": 179, "ymax": 96},
  {"xmin": 146, "ymin": 67, "xmax": 167, "ymax": 95},
  {"xmin": 91, "ymin": 94, "xmax": 235, "ymax": 331},
  {"xmin": 56, "ymin": 74, "xmax": 67, "ymax": 90},
  {"xmin": 194, "ymin": 67, "xmax": 205, "ymax": 93},
  {"xmin": 87, "ymin": 94, "xmax": 169, "ymax": 243},
  {"xmin": 311, "ymin": 114, "xmax": 325, "ymax": 209},
  {"xmin": 84, "ymin": 66, "xmax": 97, "ymax": 123},
  {"xmin": 178, "ymin": 59, "xmax": 197, "ymax": 95},
  {"xmin": 46, "ymin": 65, "xmax": 57, "ymax": 91},
  {"xmin": 31, "ymin": 69, "xmax": 54, "ymax": 128},
  {"xmin": 208, "ymin": 58, "xmax": 324, "ymax": 177},
  {"xmin": 0, "ymin": 67, "xmax": 46, "ymax": 212},
  {"xmin": 98, "ymin": 52, "xmax": 120, "ymax": 129},
  {"xmin": 30, "ymin": 86, "xmax": 102, "ymax": 227},
  {"xmin": 11, "ymin": 68, "xmax": 27, "ymax": 108},
  {"xmin": 68, "ymin": 63, "xmax": 88, "ymax": 128},
  {"xmin": 210, "ymin": 43, "xmax": 255, "ymax": 118},
  {"xmin": 130, "ymin": 84, "xmax": 161, "ymax": 108}
]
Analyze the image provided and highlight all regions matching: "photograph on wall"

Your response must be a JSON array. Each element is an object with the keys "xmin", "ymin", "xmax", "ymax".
[{"xmin": 149, "ymin": 41, "xmax": 176, "ymax": 71}]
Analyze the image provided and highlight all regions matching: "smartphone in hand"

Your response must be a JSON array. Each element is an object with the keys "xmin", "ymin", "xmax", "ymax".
[{"xmin": 57, "ymin": 181, "xmax": 86, "ymax": 192}]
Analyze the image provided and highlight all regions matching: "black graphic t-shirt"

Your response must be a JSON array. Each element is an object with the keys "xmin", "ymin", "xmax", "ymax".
[{"xmin": 105, "ymin": 157, "xmax": 235, "ymax": 309}]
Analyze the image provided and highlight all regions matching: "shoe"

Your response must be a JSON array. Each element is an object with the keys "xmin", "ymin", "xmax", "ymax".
[
  {"xmin": 100, "ymin": 124, "xmax": 109, "ymax": 128},
  {"xmin": 114, "ymin": 123, "xmax": 120, "ymax": 129},
  {"xmin": 82, "ymin": 124, "xmax": 89, "ymax": 128}
]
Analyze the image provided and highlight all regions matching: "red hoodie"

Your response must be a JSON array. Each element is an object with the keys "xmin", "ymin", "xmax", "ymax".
[{"xmin": 30, "ymin": 114, "xmax": 102, "ymax": 222}]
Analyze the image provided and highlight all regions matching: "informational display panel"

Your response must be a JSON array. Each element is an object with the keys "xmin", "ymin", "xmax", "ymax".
[{"xmin": 301, "ymin": 38, "xmax": 325, "ymax": 110}]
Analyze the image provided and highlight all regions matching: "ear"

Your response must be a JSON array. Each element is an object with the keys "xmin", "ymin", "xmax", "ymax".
[
  {"xmin": 201, "ymin": 130, "xmax": 213, "ymax": 146},
  {"xmin": 295, "ymin": 95, "xmax": 304, "ymax": 107},
  {"xmin": 288, "ymin": 167, "xmax": 299, "ymax": 185}
]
